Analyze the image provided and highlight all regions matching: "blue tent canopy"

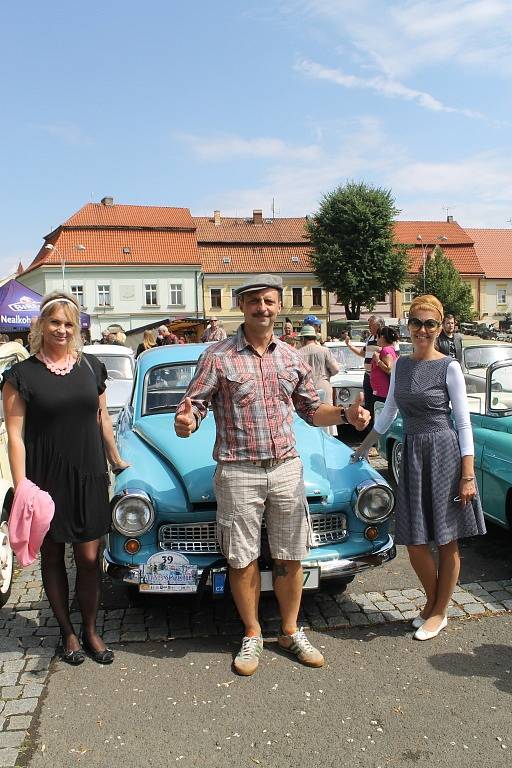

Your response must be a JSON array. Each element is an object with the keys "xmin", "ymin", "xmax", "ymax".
[{"xmin": 0, "ymin": 280, "xmax": 90, "ymax": 332}]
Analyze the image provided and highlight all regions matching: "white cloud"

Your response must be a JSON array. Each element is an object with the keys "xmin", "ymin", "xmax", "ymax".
[
  {"xmin": 297, "ymin": 58, "xmax": 483, "ymax": 118},
  {"xmin": 174, "ymin": 132, "xmax": 321, "ymax": 162}
]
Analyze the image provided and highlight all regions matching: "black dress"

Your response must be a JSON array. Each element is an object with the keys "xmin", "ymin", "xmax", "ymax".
[{"xmin": 2, "ymin": 354, "xmax": 111, "ymax": 543}]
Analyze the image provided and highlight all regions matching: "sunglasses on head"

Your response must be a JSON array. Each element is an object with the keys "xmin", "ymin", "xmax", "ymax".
[{"xmin": 408, "ymin": 317, "xmax": 441, "ymax": 331}]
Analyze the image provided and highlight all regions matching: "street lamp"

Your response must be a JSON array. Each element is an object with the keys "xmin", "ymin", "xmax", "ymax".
[
  {"xmin": 44, "ymin": 243, "xmax": 86, "ymax": 289},
  {"xmin": 416, "ymin": 235, "xmax": 448, "ymax": 292}
]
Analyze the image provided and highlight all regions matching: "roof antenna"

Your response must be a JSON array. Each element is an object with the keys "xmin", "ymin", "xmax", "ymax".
[{"xmin": 271, "ymin": 197, "xmax": 275, "ymax": 219}]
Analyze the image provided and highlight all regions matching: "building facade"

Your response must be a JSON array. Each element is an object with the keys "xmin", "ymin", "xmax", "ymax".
[{"xmin": 466, "ymin": 229, "xmax": 512, "ymax": 325}]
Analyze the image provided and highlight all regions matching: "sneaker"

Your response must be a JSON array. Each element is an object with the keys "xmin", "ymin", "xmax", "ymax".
[
  {"xmin": 278, "ymin": 627, "xmax": 324, "ymax": 668},
  {"xmin": 233, "ymin": 635, "xmax": 263, "ymax": 676}
]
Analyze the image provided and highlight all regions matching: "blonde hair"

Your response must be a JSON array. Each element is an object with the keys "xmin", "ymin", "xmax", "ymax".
[
  {"xmin": 409, "ymin": 294, "xmax": 444, "ymax": 323},
  {"xmin": 30, "ymin": 291, "xmax": 82, "ymax": 358},
  {"xmin": 142, "ymin": 329, "xmax": 156, "ymax": 350}
]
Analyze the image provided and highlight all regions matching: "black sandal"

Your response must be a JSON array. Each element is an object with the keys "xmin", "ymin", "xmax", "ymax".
[
  {"xmin": 81, "ymin": 634, "xmax": 114, "ymax": 665},
  {"xmin": 59, "ymin": 635, "xmax": 85, "ymax": 666}
]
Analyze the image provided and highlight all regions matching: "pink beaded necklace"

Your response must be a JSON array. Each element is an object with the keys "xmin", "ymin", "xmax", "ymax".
[{"xmin": 40, "ymin": 352, "xmax": 75, "ymax": 376}]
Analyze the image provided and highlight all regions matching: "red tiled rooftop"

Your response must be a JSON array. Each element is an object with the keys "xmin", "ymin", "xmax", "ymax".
[
  {"xmin": 465, "ymin": 229, "xmax": 512, "ymax": 279},
  {"xmin": 394, "ymin": 220, "xmax": 473, "ymax": 245},
  {"xmin": 64, "ymin": 203, "xmax": 195, "ymax": 230},
  {"xmin": 194, "ymin": 216, "xmax": 309, "ymax": 244},
  {"xmin": 406, "ymin": 245, "xmax": 483, "ymax": 275},
  {"xmin": 25, "ymin": 229, "xmax": 200, "ymax": 274},
  {"xmin": 199, "ymin": 245, "xmax": 313, "ymax": 274}
]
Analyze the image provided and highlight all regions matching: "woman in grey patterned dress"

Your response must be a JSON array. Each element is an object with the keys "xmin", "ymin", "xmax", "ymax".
[{"xmin": 353, "ymin": 295, "xmax": 485, "ymax": 641}]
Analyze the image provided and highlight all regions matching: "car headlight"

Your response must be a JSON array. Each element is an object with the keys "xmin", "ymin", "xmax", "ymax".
[
  {"xmin": 112, "ymin": 491, "xmax": 154, "ymax": 535},
  {"xmin": 336, "ymin": 387, "xmax": 351, "ymax": 404},
  {"xmin": 354, "ymin": 481, "xmax": 394, "ymax": 523}
]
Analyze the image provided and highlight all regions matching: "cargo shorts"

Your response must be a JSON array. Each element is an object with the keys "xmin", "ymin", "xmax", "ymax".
[{"xmin": 214, "ymin": 456, "xmax": 314, "ymax": 569}]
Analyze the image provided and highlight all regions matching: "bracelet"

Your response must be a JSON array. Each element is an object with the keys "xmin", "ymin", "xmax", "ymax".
[{"xmin": 461, "ymin": 476, "xmax": 475, "ymax": 482}]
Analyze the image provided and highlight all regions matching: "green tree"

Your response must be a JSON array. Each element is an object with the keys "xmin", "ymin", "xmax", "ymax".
[
  {"xmin": 307, "ymin": 181, "xmax": 409, "ymax": 319},
  {"xmin": 412, "ymin": 246, "xmax": 475, "ymax": 322}
]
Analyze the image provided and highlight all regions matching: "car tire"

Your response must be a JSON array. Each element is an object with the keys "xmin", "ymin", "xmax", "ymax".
[
  {"xmin": 0, "ymin": 507, "xmax": 13, "ymax": 608},
  {"xmin": 390, "ymin": 440, "xmax": 402, "ymax": 485}
]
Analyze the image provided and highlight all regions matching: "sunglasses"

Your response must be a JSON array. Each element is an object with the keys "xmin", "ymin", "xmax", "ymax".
[{"xmin": 407, "ymin": 317, "xmax": 441, "ymax": 331}]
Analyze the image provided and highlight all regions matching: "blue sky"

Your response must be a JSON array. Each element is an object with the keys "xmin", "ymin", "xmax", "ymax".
[{"xmin": 1, "ymin": 0, "xmax": 511, "ymax": 274}]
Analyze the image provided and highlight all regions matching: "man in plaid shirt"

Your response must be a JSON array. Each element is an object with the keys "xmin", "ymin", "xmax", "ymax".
[{"xmin": 175, "ymin": 275, "xmax": 369, "ymax": 675}]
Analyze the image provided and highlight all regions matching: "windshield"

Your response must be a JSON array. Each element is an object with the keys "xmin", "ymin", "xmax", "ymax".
[
  {"xmin": 489, "ymin": 364, "xmax": 512, "ymax": 412},
  {"xmin": 463, "ymin": 346, "xmax": 512, "ymax": 370},
  {"xmin": 95, "ymin": 355, "xmax": 134, "ymax": 380},
  {"xmin": 143, "ymin": 363, "xmax": 197, "ymax": 414},
  {"xmin": 327, "ymin": 346, "xmax": 364, "ymax": 370}
]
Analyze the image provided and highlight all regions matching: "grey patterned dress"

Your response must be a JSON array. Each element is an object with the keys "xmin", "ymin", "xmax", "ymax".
[{"xmin": 394, "ymin": 356, "xmax": 486, "ymax": 546}]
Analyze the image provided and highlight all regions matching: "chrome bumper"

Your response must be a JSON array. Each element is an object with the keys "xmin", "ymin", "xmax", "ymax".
[{"xmin": 102, "ymin": 535, "xmax": 396, "ymax": 587}]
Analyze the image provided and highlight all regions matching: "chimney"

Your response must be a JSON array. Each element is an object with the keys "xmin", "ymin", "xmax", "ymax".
[
  {"xmin": 446, "ymin": 215, "xmax": 453, "ymax": 223},
  {"xmin": 101, "ymin": 196, "xmax": 114, "ymax": 207},
  {"xmin": 253, "ymin": 209, "xmax": 263, "ymax": 226},
  {"xmin": 214, "ymin": 210, "xmax": 221, "ymax": 226}
]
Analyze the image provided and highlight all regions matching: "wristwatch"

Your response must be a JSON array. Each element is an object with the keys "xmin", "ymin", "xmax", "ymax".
[{"xmin": 338, "ymin": 406, "xmax": 348, "ymax": 425}]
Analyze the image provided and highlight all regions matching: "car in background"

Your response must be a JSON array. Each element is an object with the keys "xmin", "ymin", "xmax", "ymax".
[
  {"xmin": 83, "ymin": 344, "xmax": 135, "ymax": 425},
  {"xmin": 103, "ymin": 344, "xmax": 397, "ymax": 598},
  {"xmin": 0, "ymin": 342, "xmax": 30, "ymax": 606},
  {"xmin": 376, "ymin": 359, "xmax": 512, "ymax": 530},
  {"xmin": 461, "ymin": 342, "xmax": 512, "ymax": 395}
]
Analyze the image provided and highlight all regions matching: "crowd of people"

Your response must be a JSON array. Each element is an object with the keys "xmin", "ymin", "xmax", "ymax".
[{"xmin": 0, "ymin": 276, "xmax": 485, "ymax": 675}]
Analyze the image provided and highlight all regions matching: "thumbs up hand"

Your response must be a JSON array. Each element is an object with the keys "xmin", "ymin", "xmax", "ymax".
[
  {"xmin": 346, "ymin": 392, "xmax": 371, "ymax": 431},
  {"xmin": 174, "ymin": 397, "xmax": 197, "ymax": 438}
]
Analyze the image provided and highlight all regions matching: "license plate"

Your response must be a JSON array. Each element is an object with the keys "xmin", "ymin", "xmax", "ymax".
[
  {"xmin": 139, "ymin": 552, "xmax": 198, "ymax": 594},
  {"xmin": 212, "ymin": 566, "xmax": 320, "ymax": 595}
]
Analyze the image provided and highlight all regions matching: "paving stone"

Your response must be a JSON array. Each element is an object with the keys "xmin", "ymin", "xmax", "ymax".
[
  {"xmin": 0, "ymin": 687, "xmax": 23, "ymax": 700},
  {"xmin": 0, "ymin": 747, "xmax": 20, "ymax": 766},
  {"xmin": 447, "ymin": 606, "xmax": 466, "ymax": 618},
  {"xmin": 22, "ymin": 682, "xmax": 44, "ymax": 698},
  {"xmin": 463, "ymin": 582, "xmax": 483, "ymax": 592},
  {"xmin": 2, "ymin": 698, "xmax": 38, "ymax": 717},
  {"xmin": 402, "ymin": 589, "xmax": 424, "ymax": 599},
  {"xmin": 0, "ymin": 732, "xmax": 26, "ymax": 749},
  {"xmin": 120, "ymin": 630, "xmax": 148, "ymax": 642},
  {"xmin": 339, "ymin": 601, "xmax": 361, "ymax": 614},
  {"xmin": 479, "ymin": 581, "xmax": 502, "ymax": 592},
  {"xmin": 451, "ymin": 593, "xmax": 477, "ymax": 604},
  {"xmin": 325, "ymin": 616, "xmax": 348, "ymax": 628},
  {"xmin": 348, "ymin": 613, "xmax": 370, "ymax": 626},
  {"xmin": 365, "ymin": 612, "xmax": 385, "ymax": 625},
  {"xmin": 402, "ymin": 610, "xmax": 419, "ymax": 620},
  {"xmin": 147, "ymin": 628, "xmax": 169, "ymax": 641},
  {"xmin": 102, "ymin": 630, "xmax": 121, "ymax": 644},
  {"xmin": 484, "ymin": 602, "xmax": 505, "ymax": 613},
  {"xmin": 103, "ymin": 620, "xmax": 122, "ymax": 631},
  {"xmin": 463, "ymin": 602, "xmax": 486, "ymax": 615},
  {"xmin": 382, "ymin": 610, "xmax": 403, "ymax": 622},
  {"xmin": 40, "ymin": 635, "xmax": 60, "ymax": 648},
  {"xmin": 6, "ymin": 715, "xmax": 31, "ymax": 731},
  {"xmin": 365, "ymin": 592, "xmax": 385, "ymax": 602},
  {"xmin": 373, "ymin": 601, "xmax": 395, "ymax": 611},
  {"xmin": 383, "ymin": 590, "xmax": 402, "ymax": 597},
  {"xmin": 502, "ymin": 600, "xmax": 512, "ymax": 611},
  {"xmin": 34, "ymin": 626, "xmax": 60, "ymax": 636},
  {"xmin": 0, "ymin": 674, "xmax": 18, "ymax": 688},
  {"xmin": 105, "ymin": 609, "xmax": 125, "ymax": 619},
  {"xmin": 489, "ymin": 590, "xmax": 511, "ymax": 602},
  {"xmin": 19, "ymin": 671, "xmax": 47, "ymax": 685}
]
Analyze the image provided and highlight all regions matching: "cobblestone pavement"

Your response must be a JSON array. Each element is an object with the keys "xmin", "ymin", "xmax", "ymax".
[{"xmin": 2, "ymin": 555, "xmax": 512, "ymax": 766}]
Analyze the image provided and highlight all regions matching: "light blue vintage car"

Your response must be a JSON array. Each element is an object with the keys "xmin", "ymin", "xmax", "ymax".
[
  {"xmin": 103, "ymin": 343, "xmax": 396, "ymax": 597},
  {"xmin": 377, "ymin": 358, "xmax": 512, "ymax": 530}
]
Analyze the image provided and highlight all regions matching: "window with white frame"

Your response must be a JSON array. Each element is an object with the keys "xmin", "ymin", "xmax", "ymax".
[
  {"xmin": 292, "ymin": 287, "xmax": 303, "ymax": 307},
  {"xmin": 210, "ymin": 288, "xmax": 222, "ymax": 309},
  {"xmin": 70, "ymin": 285, "xmax": 84, "ymax": 307},
  {"xmin": 169, "ymin": 284, "xmax": 183, "ymax": 306},
  {"xmin": 97, "ymin": 284, "xmax": 111, "ymax": 307},
  {"xmin": 497, "ymin": 287, "xmax": 507, "ymax": 305},
  {"xmin": 403, "ymin": 286, "xmax": 414, "ymax": 304},
  {"xmin": 231, "ymin": 288, "xmax": 239, "ymax": 308},
  {"xmin": 312, "ymin": 286, "xmax": 322, "ymax": 307},
  {"xmin": 144, "ymin": 283, "xmax": 158, "ymax": 305}
]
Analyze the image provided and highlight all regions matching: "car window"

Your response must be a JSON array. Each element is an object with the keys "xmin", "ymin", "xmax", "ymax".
[
  {"xmin": 328, "ymin": 346, "xmax": 365, "ymax": 370},
  {"xmin": 489, "ymin": 365, "xmax": 512, "ymax": 412},
  {"xmin": 95, "ymin": 355, "xmax": 134, "ymax": 380},
  {"xmin": 143, "ymin": 363, "xmax": 197, "ymax": 414},
  {"xmin": 463, "ymin": 346, "xmax": 512, "ymax": 370},
  {"xmin": 398, "ymin": 342, "xmax": 413, "ymax": 355}
]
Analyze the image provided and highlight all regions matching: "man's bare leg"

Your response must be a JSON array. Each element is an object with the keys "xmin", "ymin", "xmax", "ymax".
[
  {"xmin": 272, "ymin": 559, "xmax": 302, "ymax": 635},
  {"xmin": 229, "ymin": 560, "xmax": 261, "ymax": 636}
]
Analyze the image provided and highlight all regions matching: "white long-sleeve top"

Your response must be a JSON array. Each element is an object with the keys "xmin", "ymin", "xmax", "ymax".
[{"xmin": 373, "ymin": 359, "xmax": 474, "ymax": 456}]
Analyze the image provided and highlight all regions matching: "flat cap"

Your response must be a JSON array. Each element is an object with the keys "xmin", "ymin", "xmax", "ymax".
[{"xmin": 234, "ymin": 274, "xmax": 283, "ymax": 296}]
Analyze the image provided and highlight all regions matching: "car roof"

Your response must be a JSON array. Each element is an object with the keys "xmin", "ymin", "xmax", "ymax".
[
  {"xmin": 136, "ymin": 343, "xmax": 207, "ymax": 376},
  {"xmin": 83, "ymin": 344, "xmax": 134, "ymax": 356},
  {"xmin": 0, "ymin": 341, "xmax": 29, "ymax": 361}
]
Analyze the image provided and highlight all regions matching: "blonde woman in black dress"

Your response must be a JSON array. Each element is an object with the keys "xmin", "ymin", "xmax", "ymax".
[
  {"xmin": 353, "ymin": 295, "xmax": 485, "ymax": 640},
  {"xmin": 2, "ymin": 292, "xmax": 128, "ymax": 664}
]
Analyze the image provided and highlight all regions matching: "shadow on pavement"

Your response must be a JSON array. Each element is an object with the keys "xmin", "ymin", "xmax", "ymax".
[{"xmin": 429, "ymin": 643, "xmax": 512, "ymax": 695}]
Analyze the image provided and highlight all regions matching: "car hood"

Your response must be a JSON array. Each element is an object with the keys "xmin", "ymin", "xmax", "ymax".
[
  {"xmin": 330, "ymin": 371, "xmax": 364, "ymax": 387},
  {"xmin": 133, "ymin": 413, "xmax": 342, "ymax": 504}
]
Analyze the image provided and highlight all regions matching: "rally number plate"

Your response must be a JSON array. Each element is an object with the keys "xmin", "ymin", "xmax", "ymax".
[{"xmin": 139, "ymin": 552, "xmax": 198, "ymax": 594}]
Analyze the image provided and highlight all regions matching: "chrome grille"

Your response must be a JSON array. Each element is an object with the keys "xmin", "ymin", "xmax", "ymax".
[
  {"xmin": 310, "ymin": 513, "xmax": 347, "ymax": 544},
  {"xmin": 159, "ymin": 512, "xmax": 347, "ymax": 553},
  {"xmin": 159, "ymin": 522, "xmax": 221, "ymax": 553}
]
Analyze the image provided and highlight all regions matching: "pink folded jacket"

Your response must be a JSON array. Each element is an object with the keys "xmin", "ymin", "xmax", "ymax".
[{"xmin": 8, "ymin": 478, "xmax": 55, "ymax": 566}]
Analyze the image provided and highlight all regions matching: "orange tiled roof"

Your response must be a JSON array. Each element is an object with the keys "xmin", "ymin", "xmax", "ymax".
[
  {"xmin": 194, "ymin": 216, "xmax": 309, "ymax": 244},
  {"xmin": 465, "ymin": 229, "xmax": 512, "ymax": 279},
  {"xmin": 25, "ymin": 229, "xmax": 200, "ymax": 274},
  {"xmin": 199, "ymin": 245, "xmax": 313, "ymax": 274},
  {"xmin": 64, "ymin": 203, "xmax": 195, "ymax": 230},
  {"xmin": 393, "ymin": 220, "xmax": 473, "ymax": 245},
  {"xmin": 405, "ymin": 245, "xmax": 483, "ymax": 275}
]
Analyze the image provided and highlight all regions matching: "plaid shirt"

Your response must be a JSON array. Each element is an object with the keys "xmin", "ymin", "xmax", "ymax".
[{"xmin": 176, "ymin": 325, "xmax": 321, "ymax": 462}]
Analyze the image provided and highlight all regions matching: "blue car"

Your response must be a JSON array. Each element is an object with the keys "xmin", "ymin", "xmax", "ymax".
[{"xmin": 103, "ymin": 344, "xmax": 396, "ymax": 596}]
